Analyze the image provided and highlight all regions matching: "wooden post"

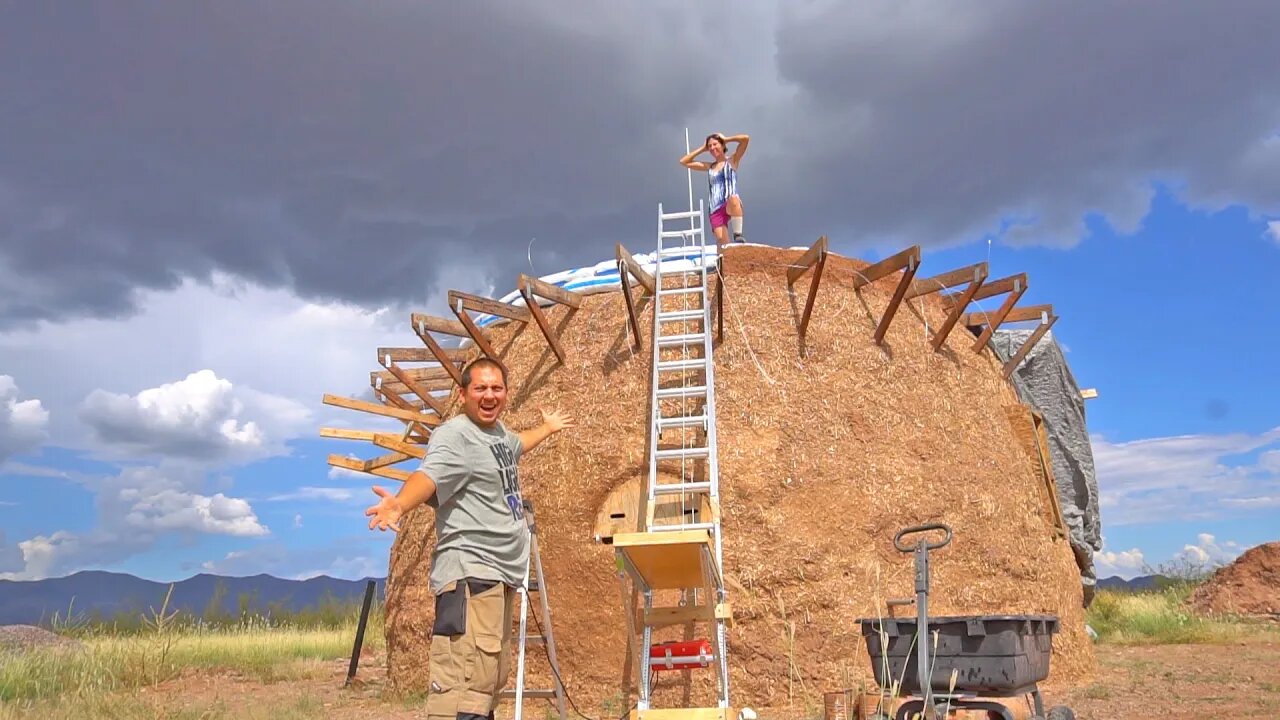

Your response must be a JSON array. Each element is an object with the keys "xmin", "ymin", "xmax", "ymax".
[
  {"xmin": 518, "ymin": 274, "xmax": 583, "ymax": 365},
  {"xmin": 929, "ymin": 269, "xmax": 987, "ymax": 351},
  {"xmin": 345, "ymin": 580, "xmax": 377, "ymax": 687},
  {"xmin": 870, "ymin": 247, "xmax": 922, "ymax": 345},
  {"xmin": 615, "ymin": 244, "xmax": 654, "ymax": 350},
  {"xmin": 786, "ymin": 236, "xmax": 828, "ymax": 345},
  {"xmin": 1002, "ymin": 313, "xmax": 1058, "ymax": 379},
  {"xmin": 410, "ymin": 313, "xmax": 472, "ymax": 387}
]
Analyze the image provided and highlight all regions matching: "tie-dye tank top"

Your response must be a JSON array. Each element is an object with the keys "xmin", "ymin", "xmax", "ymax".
[{"xmin": 707, "ymin": 161, "xmax": 738, "ymax": 212}]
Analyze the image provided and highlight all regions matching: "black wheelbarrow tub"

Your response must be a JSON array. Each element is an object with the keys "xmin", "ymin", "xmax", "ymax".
[{"xmin": 855, "ymin": 614, "xmax": 1060, "ymax": 697}]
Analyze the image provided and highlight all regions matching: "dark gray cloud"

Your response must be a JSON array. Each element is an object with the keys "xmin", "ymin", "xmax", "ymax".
[
  {"xmin": 2, "ymin": 2, "xmax": 1279, "ymax": 327},
  {"xmin": 770, "ymin": 1, "xmax": 1280, "ymax": 246}
]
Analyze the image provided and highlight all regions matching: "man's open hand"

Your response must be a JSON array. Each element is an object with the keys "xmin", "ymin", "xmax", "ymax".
[
  {"xmin": 365, "ymin": 485, "xmax": 404, "ymax": 532},
  {"xmin": 540, "ymin": 408, "xmax": 576, "ymax": 434}
]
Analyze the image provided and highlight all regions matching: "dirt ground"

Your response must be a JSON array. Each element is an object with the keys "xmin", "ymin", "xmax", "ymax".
[{"xmin": 117, "ymin": 636, "xmax": 1280, "ymax": 719}]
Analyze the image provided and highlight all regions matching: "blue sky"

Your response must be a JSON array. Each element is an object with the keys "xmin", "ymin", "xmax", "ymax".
[{"xmin": 2, "ymin": 3, "xmax": 1279, "ymax": 583}]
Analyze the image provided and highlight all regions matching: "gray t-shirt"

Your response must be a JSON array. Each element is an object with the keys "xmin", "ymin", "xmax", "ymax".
[{"xmin": 419, "ymin": 414, "xmax": 528, "ymax": 595}]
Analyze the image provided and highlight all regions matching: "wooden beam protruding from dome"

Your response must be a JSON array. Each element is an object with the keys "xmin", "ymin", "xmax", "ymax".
[
  {"xmin": 448, "ymin": 290, "xmax": 529, "ymax": 359},
  {"xmin": 411, "ymin": 313, "xmax": 480, "ymax": 387},
  {"xmin": 787, "ymin": 235, "xmax": 828, "ymax": 349},
  {"xmin": 616, "ymin": 243, "xmax": 655, "ymax": 350},
  {"xmin": 943, "ymin": 272, "xmax": 1029, "ymax": 352},
  {"xmin": 518, "ymin": 273, "xmax": 583, "ymax": 364},
  {"xmin": 852, "ymin": 245, "xmax": 921, "ymax": 346}
]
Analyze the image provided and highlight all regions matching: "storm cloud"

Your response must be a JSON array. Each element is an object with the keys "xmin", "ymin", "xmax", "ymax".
[{"xmin": 2, "ymin": 1, "xmax": 1278, "ymax": 327}]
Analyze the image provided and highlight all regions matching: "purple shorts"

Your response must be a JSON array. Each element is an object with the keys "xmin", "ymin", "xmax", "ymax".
[{"xmin": 710, "ymin": 206, "xmax": 730, "ymax": 229}]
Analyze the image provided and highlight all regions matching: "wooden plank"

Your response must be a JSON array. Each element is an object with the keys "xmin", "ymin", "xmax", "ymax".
[
  {"xmin": 1002, "ymin": 406, "xmax": 1065, "ymax": 540},
  {"xmin": 616, "ymin": 243, "xmax": 656, "ymax": 295},
  {"xmin": 327, "ymin": 454, "xmax": 411, "ymax": 482},
  {"xmin": 379, "ymin": 363, "xmax": 447, "ymax": 416},
  {"xmin": 373, "ymin": 390, "xmax": 441, "ymax": 436},
  {"xmin": 1002, "ymin": 315, "xmax": 1058, "ymax": 379},
  {"xmin": 451, "ymin": 304, "xmax": 498, "ymax": 358},
  {"xmin": 631, "ymin": 708, "xmax": 731, "ymax": 720},
  {"xmin": 874, "ymin": 254, "xmax": 921, "ymax": 345},
  {"xmin": 411, "ymin": 320, "xmax": 466, "ymax": 386},
  {"xmin": 377, "ymin": 347, "xmax": 467, "ymax": 364},
  {"xmin": 374, "ymin": 376, "xmax": 456, "ymax": 396},
  {"xmin": 943, "ymin": 273, "xmax": 1027, "ymax": 307},
  {"xmin": 1081, "ymin": 388, "xmax": 1099, "ymax": 399},
  {"xmin": 787, "ymin": 236, "xmax": 827, "ymax": 345},
  {"xmin": 1031, "ymin": 410, "xmax": 1069, "ymax": 539},
  {"xmin": 363, "ymin": 450, "xmax": 413, "ymax": 471},
  {"xmin": 930, "ymin": 274, "xmax": 986, "ymax": 351},
  {"xmin": 520, "ymin": 284, "xmax": 567, "ymax": 364},
  {"xmin": 614, "ymin": 529, "xmax": 716, "ymax": 590},
  {"xmin": 964, "ymin": 304, "xmax": 1053, "ymax": 327},
  {"xmin": 371, "ymin": 365, "xmax": 454, "ymax": 385},
  {"xmin": 785, "ymin": 235, "xmax": 827, "ymax": 285},
  {"xmin": 852, "ymin": 245, "xmax": 921, "ymax": 290},
  {"xmin": 970, "ymin": 282, "xmax": 1028, "ymax": 352},
  {"xmin": 409, "ymin": 312, "xmax": 472, "ymax": 338},
  {"xmin": 319, "ymin": 427, "xmax": 379, "ymax": 442},
  {"xmin": 371, "ymin": 433, "xmax": 427, "ymax": 460},
  {"xmin": 518, "ymin": 273, "xmax": 583, "ymax": 309},
  {"xmin": 905, "ymin": 262, "xmax": 988, "ymax": 299},
  {"xmin": 448, "ymin": 290, "xmax": 531, "ymax": 323},
  {"xmin": 643, "ymin": 603, "xmax": 731, "ymax": 628},
  {"xmin": 618, "ymin": 259, "xmax": 643, "ymax": 351},
  {"xmin": 322, "ymin": 393, "xmax": 439, "ymax": 425}
]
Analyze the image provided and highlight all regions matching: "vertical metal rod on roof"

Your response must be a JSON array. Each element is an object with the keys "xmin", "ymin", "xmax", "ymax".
[{"xmin": 685, "ymin": 127, "xmax": 695, "ymax": 233}]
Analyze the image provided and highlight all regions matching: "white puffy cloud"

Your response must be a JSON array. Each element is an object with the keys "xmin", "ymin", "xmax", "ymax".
[
  {"xmin": 1267, "ymin": 220, "xmax": 1280, "ymax": 245},
  {"xmin": 81, "ymin": 370, "xmax": 260, "ymax": 457},
  {"xmin": 1094, "ymin": 540, "xmax": 1147, "ymax": 580},
  {"xmin": 0, "ymin": 463, "xmax": 268, "ymax": 580},
  {"xmin": 1175, "ymin": 533, "xmax": 1243, "ymax": 569},
  {"xmin": 0, "ymin": 375, "xmax": 48, "ymax": 463},
  {"xmin": 0, "ymin": 271, "xmax": 454, "ymax": 454},
  {"xmin": 1092, "ymin": 426, "xmax": 1280, "ymax": 525}
]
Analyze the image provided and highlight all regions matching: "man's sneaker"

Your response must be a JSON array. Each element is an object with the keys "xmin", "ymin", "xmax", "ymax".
[{"xmin": 732, "ymin": 234, "xmax": 746, "ymax": 243}]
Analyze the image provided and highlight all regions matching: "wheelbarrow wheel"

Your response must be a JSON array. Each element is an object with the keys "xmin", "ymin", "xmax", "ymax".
[{"xmin": 1045, "ymin": 706, "xmax": 1075, "ymax": 720}]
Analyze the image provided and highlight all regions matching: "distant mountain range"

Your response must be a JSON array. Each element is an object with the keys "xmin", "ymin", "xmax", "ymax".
[
  {"xmin": 0, "ymin": 570, "xmax": 1175, "ymax": 627},
  {"xmin": 0, "ymin": 570, "xmax": 386, "ymax": 626},
  {"xmin": 1097, "ymin": 574, "xmax": 1167, "ymax": 592}
]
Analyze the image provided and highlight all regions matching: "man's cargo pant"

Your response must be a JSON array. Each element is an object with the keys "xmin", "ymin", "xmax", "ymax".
[{"xmin": 427, "ymin": 578, "xmax": 516, "ymax": 720}]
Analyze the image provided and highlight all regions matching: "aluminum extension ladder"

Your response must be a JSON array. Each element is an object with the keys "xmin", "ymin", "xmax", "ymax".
[
  {"xmin": 497, "ymin": 500, "xmax": 567, "ymax": 720},
  {"xmin": 620, "ymin": 199, "xmax": 731, "ymax": 715}
]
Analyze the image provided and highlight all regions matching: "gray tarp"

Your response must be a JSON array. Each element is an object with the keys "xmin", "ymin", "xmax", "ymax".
[{"xmin": 991, "ymin": 328, "xmax": 1102, "ymax": 605}]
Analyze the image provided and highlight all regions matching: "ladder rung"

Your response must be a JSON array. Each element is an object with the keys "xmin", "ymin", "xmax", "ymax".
[
  {"xmin": 659, "ymin": 229, "xmax": 698, "ymax": 239},
  {"xmin": 651, "ymin": 521, "xmax": 718, "ymax": 532},
  {"xmin": 660, "ymin": 209, "xmax": 701, "ymax": 221},
  {"xmin": 498, "ymin": 689, "xmax": 559, "ymax": 699},
  {"xmin": 657, "ymin": 414, "xmax": 707, "ymax": 430},
  {"xmin": 655, "ymin": 446, "xmax": 710, "ymax": 460},
  {"xmin": 658, "ymin": 309, "xmax": 705, "ymax": 322},
  {"xmin": 654, "ymin": 482, "xmax": 712, "ymax": 495},
  {"xmin": 658, "ymin": 246, "xmax": 709, "ymax": 257},
  {"xmin": 657, "ymin": 358, "xmax": 706, "ymax": 373},
  {"xmin": 656, "ymin": 385, "xmax": 707, "ymax": 398},
  {"xmin": 656, "ymin": 333, "xmax": 705, "ymax": 348},
  {"xmin": 658, "ymin": 285, "xmax": 705, "ymax": 297}
]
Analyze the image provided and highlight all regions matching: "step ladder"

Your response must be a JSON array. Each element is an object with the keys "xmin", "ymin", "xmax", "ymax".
[
  {"xmin": 613, "ymin": 200, "xmax": 734, "ymax": 720},
  {"xmin": 498, "ymin": 500, "xmax": 567, "ymax": 720}
]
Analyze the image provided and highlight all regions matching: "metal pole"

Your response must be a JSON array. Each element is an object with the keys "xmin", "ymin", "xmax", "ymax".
[
  {"xmin": 685, "ymin": 127, "xmax": 695, "ymax": 232},
  {"xmin": 915, "ymin": 542, "xmax": 931, "ymax": 713},
  {"xmin": 345, "ymin": 579, "xmax": 377, "ymax": 686}
]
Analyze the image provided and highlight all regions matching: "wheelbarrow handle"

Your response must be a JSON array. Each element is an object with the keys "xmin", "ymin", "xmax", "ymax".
[{"xmin": 893, "ymin": 523, "xmax": 953, "ymax": 553}]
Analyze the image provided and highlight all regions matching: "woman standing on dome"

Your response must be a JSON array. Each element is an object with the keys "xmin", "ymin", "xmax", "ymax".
[{"xmin": 679, "ymin": 132, "xmax": 750, "ymax": 246}]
